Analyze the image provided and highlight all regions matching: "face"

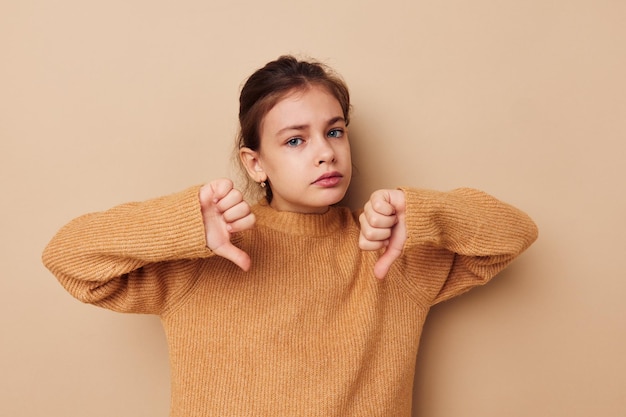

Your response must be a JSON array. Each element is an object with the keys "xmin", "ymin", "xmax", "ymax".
[{"xmin": 241, "ymin": 85, "xmax": 352, "ymax": 214}]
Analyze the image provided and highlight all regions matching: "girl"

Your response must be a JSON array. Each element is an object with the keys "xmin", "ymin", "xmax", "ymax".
[{"xmin": 43, "ymin": 55, "xmax": 538, "ymax": 416}]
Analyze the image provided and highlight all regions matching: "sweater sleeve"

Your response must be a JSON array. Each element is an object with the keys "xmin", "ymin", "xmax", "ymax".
[
  {"xmin": 397, "ymin": 187, "xmax": 538, "ymax": 306},
  {"xmin": 42, "ymin": 186, "xmax": 214, "ymax": 315}
]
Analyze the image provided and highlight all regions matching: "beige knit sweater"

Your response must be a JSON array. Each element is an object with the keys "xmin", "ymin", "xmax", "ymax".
[{"xmin": 42, "ymin": 186, "xmax": 538, "ymax": 416}]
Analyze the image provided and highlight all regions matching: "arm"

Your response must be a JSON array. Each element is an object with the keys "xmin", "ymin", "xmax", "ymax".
[
  {"xmin": 42, "ymin": 180, "xmax": 254, "ymax": 314},
  {"xmin": 360, "ymin": 187, "xmax": 538, "ymax": 304},
  {"xmin": 42, "ymin": 186, "xmax": 211, "ymax": 314}
]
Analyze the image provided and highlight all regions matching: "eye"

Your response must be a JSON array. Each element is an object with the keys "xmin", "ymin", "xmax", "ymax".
[
  {"xmin": 327, "ymin": 128, "xmax": 344, "ymax": 138},
  {"xmin": 286, "ymin": 137, "xmax": 303, "ymax": 147}
]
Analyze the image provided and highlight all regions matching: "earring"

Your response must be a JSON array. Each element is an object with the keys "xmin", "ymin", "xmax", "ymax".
[{"xmin": 260, "ymin": 181, "xmax": 266, "ymax": 188}]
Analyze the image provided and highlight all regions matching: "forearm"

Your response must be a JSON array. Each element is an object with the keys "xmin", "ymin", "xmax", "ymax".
[
  {"xmin": 42, "ymin": 186, "xmax": 212, "ymax": 310},
  {"xmin": 401, "ymin": 187, "xmax": 538, "ymax": 260}
]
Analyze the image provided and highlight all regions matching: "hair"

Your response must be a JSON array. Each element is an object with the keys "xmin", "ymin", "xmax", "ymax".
[{"xmin": 235, "ymin": 55, "xmax": 351, "ymax": 202}]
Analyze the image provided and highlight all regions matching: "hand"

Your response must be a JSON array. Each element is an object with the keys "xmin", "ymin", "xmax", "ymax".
[
  {"xmin": 199, "ymin": 179, "xmax": 255, "ymax": 271},
  {"xmin": 359, "ymin": 189, "xmax": 407, "ymax": 279}
]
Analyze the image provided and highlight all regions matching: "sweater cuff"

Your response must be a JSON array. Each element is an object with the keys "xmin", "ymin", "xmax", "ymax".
[
  {"xmin": 128, "ymin": 185, "xmax": 213, "ymax": 261},
  {"xmin": 398, "ymin": 187, "xmax": 446, "ymax": 250}
]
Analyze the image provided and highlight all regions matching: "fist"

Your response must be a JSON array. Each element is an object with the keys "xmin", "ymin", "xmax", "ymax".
[
  {"xmin": 359, "ymin": 189, "xmax": 407, "ymax": 279},
  {"xmin": 199, "ymin": 179, "xmax": 255, "ymax": 271}
]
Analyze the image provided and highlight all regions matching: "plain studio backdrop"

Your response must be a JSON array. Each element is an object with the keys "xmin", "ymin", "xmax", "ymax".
[{"xmin": 1, "ymin": 1, "xmax": 624, "ymax": 416}]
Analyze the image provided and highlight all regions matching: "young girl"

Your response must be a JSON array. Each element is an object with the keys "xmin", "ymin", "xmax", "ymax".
[{"xmin": 43, "ymin": 55, "xmax": 538, "ymax": 416}]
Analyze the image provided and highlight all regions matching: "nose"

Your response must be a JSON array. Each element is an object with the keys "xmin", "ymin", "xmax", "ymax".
[{"xmin": 314, "ymin": 137, "xmax": 336, "ymax": 166}]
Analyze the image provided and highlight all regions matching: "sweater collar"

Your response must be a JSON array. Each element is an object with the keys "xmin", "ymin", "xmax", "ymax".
[{"xmin": 251, "ymin": 200, "xmax": 348, "ymax": 237}]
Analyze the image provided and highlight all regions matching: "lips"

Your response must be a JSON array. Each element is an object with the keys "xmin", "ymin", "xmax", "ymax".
[{"xmin": 312, "ymin": 171, "xmax": 343, "ymax": 187}]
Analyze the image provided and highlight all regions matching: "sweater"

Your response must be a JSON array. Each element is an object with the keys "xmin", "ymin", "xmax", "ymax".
[{"xmin": 42, "ymin": 186, "xmax": 538, "ymax": 416}]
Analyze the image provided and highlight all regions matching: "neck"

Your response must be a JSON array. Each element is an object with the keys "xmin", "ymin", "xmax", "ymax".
[{"xmin": 268, "ymin": 200, "xmax": 330, "ymax": 214}]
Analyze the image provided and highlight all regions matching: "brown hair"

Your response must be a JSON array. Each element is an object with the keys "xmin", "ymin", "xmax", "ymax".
[{"xmin": 236, "ymin": 55, "xmax": 351, "ymax": 202}]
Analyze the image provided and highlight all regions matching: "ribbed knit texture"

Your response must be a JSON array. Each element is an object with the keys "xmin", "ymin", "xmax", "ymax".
[{"xmin": 42, "ymin": 185, "xmax": 538, "ymax": 416}]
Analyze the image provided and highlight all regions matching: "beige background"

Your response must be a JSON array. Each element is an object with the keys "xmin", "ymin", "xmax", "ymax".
[{"xmin": 2, "ymin": 0, "xmax": 625, "ymax": 416}]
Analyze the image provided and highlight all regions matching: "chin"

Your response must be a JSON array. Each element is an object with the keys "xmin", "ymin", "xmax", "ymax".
[{"xmin": 322, "ymin": 189, "xmax": 349, "ymax": 207}]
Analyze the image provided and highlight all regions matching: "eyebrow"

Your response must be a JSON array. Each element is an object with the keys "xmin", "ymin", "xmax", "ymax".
[{"xmin": 276, "ymin": 116, "xmax": 346, "ymax": 135}]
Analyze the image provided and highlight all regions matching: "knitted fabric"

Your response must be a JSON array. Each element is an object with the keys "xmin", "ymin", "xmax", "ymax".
[{"xmin": 43, "ymin": 186, "xmax": 538, "ymax": 416}]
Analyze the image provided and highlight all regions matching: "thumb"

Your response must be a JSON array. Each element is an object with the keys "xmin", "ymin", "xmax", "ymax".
[
  {"xmin": 373, "ymin": 245, "xmax": 402, "ymax": 279},
  {"xmin": 212, "ymin": 241, "xmax": 251, "ymax": 272}
]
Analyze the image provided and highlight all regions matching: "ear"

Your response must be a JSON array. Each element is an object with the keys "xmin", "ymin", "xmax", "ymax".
[{"xmin": 239, "ymin": 147, "xmax": 266, "ymax": 183}]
